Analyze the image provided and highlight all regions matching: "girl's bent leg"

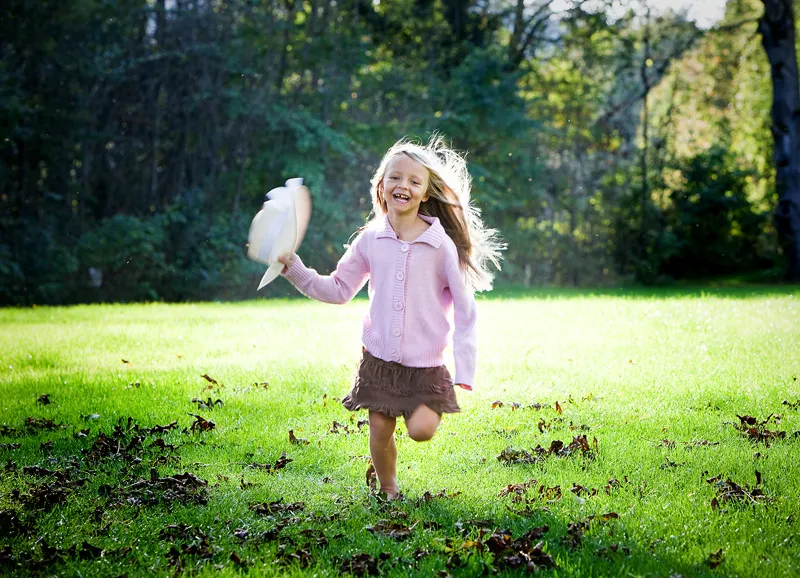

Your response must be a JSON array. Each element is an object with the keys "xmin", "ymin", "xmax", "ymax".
[
  {"xmin": 368, "ymin": 411, "xmax": 399, "ymax": 498},
  {"xmin": 405, "ymin": 404, "xmax": 441, "ymax": 442}
]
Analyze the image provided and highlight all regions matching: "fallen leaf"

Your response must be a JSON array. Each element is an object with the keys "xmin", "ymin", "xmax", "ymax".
[
  {"xmin": 499, "ymin": 479, "xmax": 538, "ymax": 498},
  {"xmin": 188, "ymin": 414, "xmax": 215, "ymax": 433},
  {"xmin": 249, "ymin": 499, "xmax": 305, "ymax": 515},
  {"xmin": 569, "ymin": 483, "xmax": 598, "ymax": 497},
  {"xmin": 365, "ymin": 462, "xmax": 377, "ymax": 491},
  {"xmin": 24, "ymin": 417, "xmax": 61, "ymax": 432},
  {"xmin": 596, "ymin": 543, "xmax": 630, "ymax": 558},
  {"xmin": 588, "ymin": 512, "xmax": 619, "ymax": 522},
  {"xmin": 337, "ymin": 552, "xmax": 391, "ymax": 576},
  {"xmin": 247, "ymin": 452, "xmax": 292, "ymax": 474},
  {"xmin": 366, "ymin": 520, "xmax": 416, "ymax": 540},
  {"xmin": 328, "ymin": 421, "xmax": 352, "ymax": 434},
  {"xmin": 707, "ymin": 471, "xmax": 769, "ymax": 510},
  {"xmin": 288, "ymin": 429, "xmax": 308, "ymax": 445},
  {"xmin": 706, "ymin": 548, "xmax": 725, "ymax": 569},
  {"xmin": 191, "ymin": 397, "xmax": 223, "ymax": 410},
  {"xmin": 147, "ymin": 421, "xmax": 178, "ymax": 434},
  {"xmin": 229, "ymin": 551, "xmax": 247, "ymax": 567}
]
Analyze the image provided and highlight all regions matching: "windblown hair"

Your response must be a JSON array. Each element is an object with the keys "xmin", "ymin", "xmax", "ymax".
[{"xmin": 369, "ymin": 135, "xmax": 504, "ymax": 292}]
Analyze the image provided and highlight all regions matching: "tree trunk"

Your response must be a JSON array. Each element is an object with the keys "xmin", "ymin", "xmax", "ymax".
[
  {"xmin": 638, "ymin": 7, "xmax": 652, "ymax": 280},
  {"xmin": 759, "ymin": 0, "xmax": 800, "ymax": 281}
]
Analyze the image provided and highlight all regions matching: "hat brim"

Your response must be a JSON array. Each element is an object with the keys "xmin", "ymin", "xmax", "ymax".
[{"xmin": 248, "ymin": 181, "xmax": 312, "ymax": 290}]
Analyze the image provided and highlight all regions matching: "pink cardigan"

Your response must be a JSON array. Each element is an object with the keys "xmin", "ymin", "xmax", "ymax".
[{"xmin": 282, "ymin": 214, "xmax": 478, "ymax": 387}]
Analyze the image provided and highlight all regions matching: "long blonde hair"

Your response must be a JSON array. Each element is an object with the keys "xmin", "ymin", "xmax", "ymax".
[{"xmin": 369, "ymin": 135, "xmax": 504, "ymax": 292}]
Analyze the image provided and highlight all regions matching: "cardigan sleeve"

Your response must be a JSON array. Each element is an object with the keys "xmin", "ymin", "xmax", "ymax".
[
  {"xmin": 282, "ymin": 234, "xmax": 369, "ymax": 304},
  {"xmin": 445, "ymin": 250, "xmax": 477, "ymax": 388}
]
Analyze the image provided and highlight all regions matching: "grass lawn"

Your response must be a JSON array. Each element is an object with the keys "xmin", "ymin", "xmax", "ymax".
[{"xmin": 1, "ymin": 287, "xmax": 799, "ymax": 577}]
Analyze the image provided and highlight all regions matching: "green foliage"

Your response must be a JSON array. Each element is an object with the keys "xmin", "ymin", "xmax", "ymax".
[
  {"xmin": 76, "ymin": 214, "xmax": 171, "ymax": 302},
  {"xmin": 0, "ymin": 0, "xmax": 789, "ymax": 303},
  {"xmin": 661, "ymin": 147, "xmax": 770, "ymax": 278}
]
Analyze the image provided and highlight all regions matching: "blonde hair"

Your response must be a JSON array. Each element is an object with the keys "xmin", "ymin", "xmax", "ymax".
[{"xmin": 369, "ymin": 135, "xmax": 504, "ymax": 292}]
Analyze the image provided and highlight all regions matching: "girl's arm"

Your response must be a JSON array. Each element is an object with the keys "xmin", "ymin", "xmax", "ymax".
[
  {"xmin": 445, "ymin": 252, "xmax": 478, "ymax": 389},
  {"xmin": 279, "ymin": 237, "xmax": 369, "ymax": 304}
]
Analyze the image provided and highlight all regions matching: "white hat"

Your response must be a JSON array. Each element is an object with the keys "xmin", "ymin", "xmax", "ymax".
[{"xmin": 247, "ymin": 178, "xmax": 312, "ymax": 290}]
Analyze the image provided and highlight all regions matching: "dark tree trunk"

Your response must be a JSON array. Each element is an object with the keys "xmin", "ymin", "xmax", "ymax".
[{"xmin": 759, "ymin": 0, "xmax": 800, "ymax": 281}]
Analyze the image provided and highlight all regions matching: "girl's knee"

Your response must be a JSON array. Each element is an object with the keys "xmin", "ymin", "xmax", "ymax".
[
  {"xmin": 406, "ymin": 406, "xmax": 441, "ymax": 442},
  {"xmin": 407, "ymin": 422, "xmax": 438, "ymax": 442},
  {"xmin": 369, "ymin": 411, "xmax": 396, "ymax": 440}
]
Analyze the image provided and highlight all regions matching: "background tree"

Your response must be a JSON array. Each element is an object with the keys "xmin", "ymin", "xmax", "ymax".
[{"xmin": 0, "ymin": 0, "xmax": 792, "ymax": 305}]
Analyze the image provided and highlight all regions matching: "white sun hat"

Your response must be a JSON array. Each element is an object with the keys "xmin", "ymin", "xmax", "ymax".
[{"xmin": 247, "ymin": 178, "xmax": 312, "ymax": 290}]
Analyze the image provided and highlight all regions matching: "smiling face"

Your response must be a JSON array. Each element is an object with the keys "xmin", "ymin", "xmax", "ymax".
[{"xmin": 380, "ymin": 153, "xmax": 430, "ymax": 218}]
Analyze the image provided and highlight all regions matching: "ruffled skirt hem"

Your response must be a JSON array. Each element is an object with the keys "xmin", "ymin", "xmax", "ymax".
[{"xmin": 342, "ymin": 349, "xmax": 460, "ymax": 419}]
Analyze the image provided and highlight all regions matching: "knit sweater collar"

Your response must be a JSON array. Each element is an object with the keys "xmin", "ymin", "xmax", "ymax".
[{"xmin": 376, "ymin": 214, "xmax": 446, "ymax": 248}]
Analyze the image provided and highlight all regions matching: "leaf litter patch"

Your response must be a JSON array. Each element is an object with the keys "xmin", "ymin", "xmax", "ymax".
[
  {"xmin": 497, "ymin": 434, "xmax": 598, "ymax": 465},
  {"xmin": 0, "ymin": 538, "xmax": 132, "ymax": 575},
  {"xmin": 733, "ymin": 414, "xmax": 785, "ymax": 444},
  {"xmin": 336, "ymin": 552, "xmax": 392, "ymax": 576},
  {"xmin": 160, "ymin": 523, "xmax": 214, "ymax": 571},
  {"xmin": 110, "ymin": 470, "xmax": 209, "ymax": 507},
  {"xmin": 7, "ymin": 415, "xmax": 213, "ymax": 520},
  {"xmin": 12, "ymin": 464, "xmax": 88, "ymax": 511},
  {"xmin": 491, "ymin": 400, "xmax": 553, "ymax": 411},
  {"xmin": 500, "ymin": 477, "xmax": 626, "ymax": 517},
  {"xmin": 706, "ymin": 471, "xmax": 770, "ymax": 510},
  {"xmin": 445, "ymin": 525, "xmax": 556, "ymax": 572},
  {"xmin": 0, "ymin": 411, "xmax": 310, "ymax": 574}
]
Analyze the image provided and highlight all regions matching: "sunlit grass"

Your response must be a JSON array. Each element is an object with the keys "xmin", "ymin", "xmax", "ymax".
[{"xmin": 1, "ymin": 287, "xmax": 799, "ymax": 577}]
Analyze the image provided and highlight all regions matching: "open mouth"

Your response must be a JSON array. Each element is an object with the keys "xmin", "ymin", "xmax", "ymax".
[{"xmin": 392, "ymin": 193, "xmax": 410, "ymax": 203}]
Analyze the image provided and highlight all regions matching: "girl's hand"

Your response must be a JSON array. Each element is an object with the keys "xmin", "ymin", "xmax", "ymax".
[
  {"xmin": 456, "ymin": 383, "xmax": 472, "ymax": 391},
  {"xmin": 277, "ymin": 253, "xmax": 296, "ymax": 274}
]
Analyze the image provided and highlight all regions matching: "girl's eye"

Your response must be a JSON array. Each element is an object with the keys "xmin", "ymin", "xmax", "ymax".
[
  {"xmin": 388, "ymin": 176, "xmax": 398, "ymax": 180},
  {"xmin": 412, "ymin": 181, "xmax": 420, "ymax": 186}
]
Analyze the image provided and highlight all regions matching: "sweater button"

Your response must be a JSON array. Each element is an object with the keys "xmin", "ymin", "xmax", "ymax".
[
  {"xmin": 400, "ymin": 243, "xmax": 409, "ymax": 253},
  {"xmin": 392, "ymin": 328, "xmax": 401, "ymax": 336},
  {"xmin": 395, "ymin": 272, "xmax": 404, "ymax": 281},
  {"xmin": 393, "ymin": 300, "xmax": 404, "ymax": 311}
]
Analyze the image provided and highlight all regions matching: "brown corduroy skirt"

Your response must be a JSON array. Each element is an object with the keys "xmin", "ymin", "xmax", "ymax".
[{"xmin": 342, "ymin": 349, "xmax": 460, "ymax": 419}]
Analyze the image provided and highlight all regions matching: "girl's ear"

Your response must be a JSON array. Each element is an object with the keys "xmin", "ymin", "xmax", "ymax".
[{"xmin": 376, "ymin": 182, "xmax": 387, "ymax": 208}]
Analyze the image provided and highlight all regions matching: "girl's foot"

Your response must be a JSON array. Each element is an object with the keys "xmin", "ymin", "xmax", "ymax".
[{"xmin": 378, "ymin": 485, "xmax": 400, "ymax": 500}]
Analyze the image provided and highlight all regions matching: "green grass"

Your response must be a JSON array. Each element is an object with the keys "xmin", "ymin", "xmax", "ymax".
[{"xmin": 1, "ymin": 287, "xmax": 799, "ymax": 577}]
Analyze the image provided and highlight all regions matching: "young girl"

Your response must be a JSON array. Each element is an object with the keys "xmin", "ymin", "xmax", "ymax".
[{"xmin": 278, "ymin": 136, "xmax": 502, "ymax": 498}]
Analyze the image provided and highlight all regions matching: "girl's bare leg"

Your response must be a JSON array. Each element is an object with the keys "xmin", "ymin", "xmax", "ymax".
[
  {"xmin": 405, "ymin": 404, "xmax": 441, "ymax": 442},
  {"xmin": 368, "ymin": 411, "xmax": 399, "ymax": 498}
]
